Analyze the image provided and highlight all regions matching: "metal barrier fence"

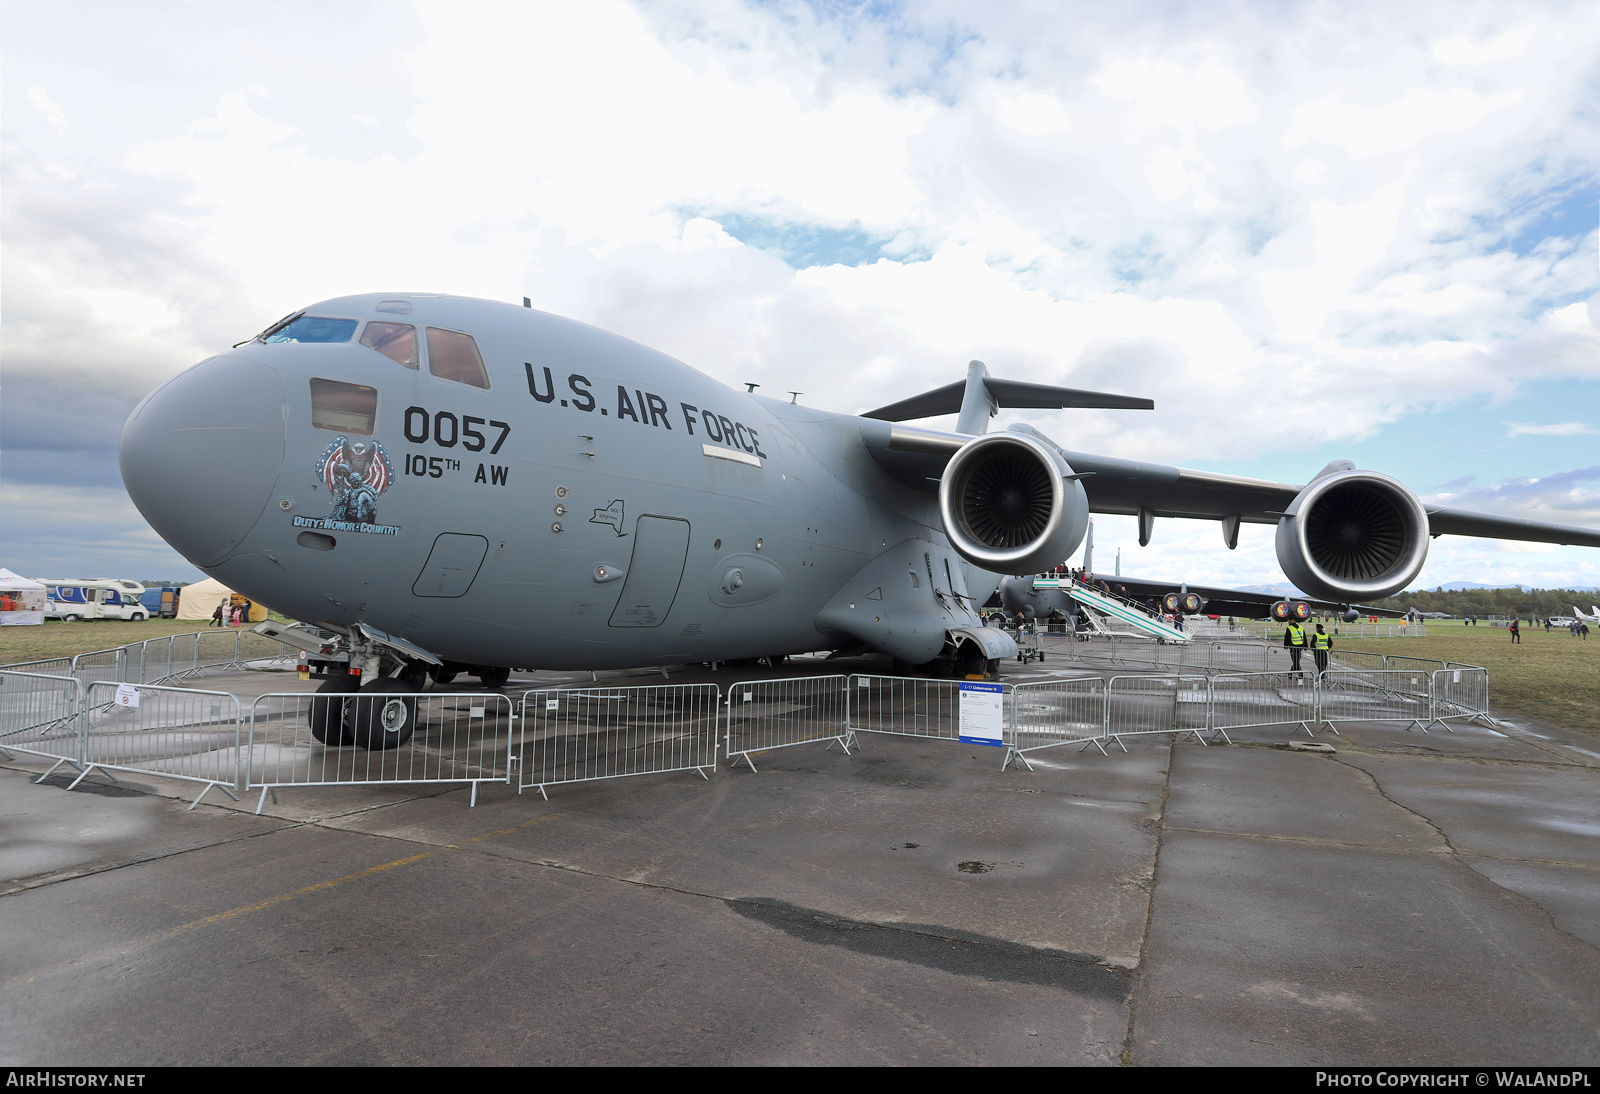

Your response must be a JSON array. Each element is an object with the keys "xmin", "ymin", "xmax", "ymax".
[
  {"xmin": 71, "ymin": 646, "xmax": 133, "ymax": 686},
  {"xmin": 1104, "ymin": 675, "xmax": 1211, "ymax": 750},
  {"xmin": 1, "ymin": 631, "xmax": 298, "ymax": 689},
  {"xmin": 1188, "ymin": 621, "xmax": 1428, "ymax": 640},
  {"xmin": 1005, "ymin": 678, "xmax": 1106, "ymax": 769},
  {"xmin": 724, "ymin": 675, "xmax": 851, "ymax": 771},
  {"xmin": 1207, "ymin": 672, "xmax": 1318, "ymax": 742},
  {"xmin": 517, "ymin": 683, "xmax": 719, "ymax": 799},
  {"xmin": 0, "ymin": 670, "xmax": 82, "ymax": 774},
  {"xmin": 194, "ymin": 630, "xmax": 246, "ymax": 676},
  {"xmin": 1208, "ymin": 641, "xmax": 1270, "ymax": 673},
  {"xmin": 1383, "ymin": 654, "xmax": 1453, "ymax": 678},
  {"xmin": 239, "ymin": 630, "xmax": 293, "ymax": 668},
  {"xmin": 0, "ymin": 657, "xmax": 73, "ymax": 677},
  {"xmin": 4, "ymin": 645, "xmax": 1506, "ymax": 811},
  {"xmin": 847, "ymin": 674, "xmax": 966, "ymax": 742},
  {"xmin": 78, "ymin": 681, "xmax": 243, "ymax": 808},
  {"xmin": 1325, "ymin": 649, "xmax": 1388, "ymax": 674},
  {"xmin": 1317, "ymin": 670, "xmax": 1433, "ymax": 732},
  {"xmin": 1431, "ymin": 667, "xmax": 1493, "ymax": 729},
  {"xmin": 248, "ymin": 691, "xmax": 515, "ymax": 811}
]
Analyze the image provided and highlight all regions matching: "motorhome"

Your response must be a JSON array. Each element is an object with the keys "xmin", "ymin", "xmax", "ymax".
[{"xmin": 41, "ymin": 579, "xmax": 152, "ymax": 621}]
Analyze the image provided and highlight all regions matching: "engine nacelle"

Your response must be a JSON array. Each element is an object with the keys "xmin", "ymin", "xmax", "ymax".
[
  {"xmin": 1275, "ymin": 470, "xmax": 1430, "ymax": 602},
  {"xmin": 1270, "ymin": 600, "xmax": 1312, "ymax": 622},
  {"xmin": 938, "ymin": 432, "xmax": 1090, "ymax": 576},
  {"xmin": 1164, "ymin": 592, "xmax": 1205, "ymax": 615}
]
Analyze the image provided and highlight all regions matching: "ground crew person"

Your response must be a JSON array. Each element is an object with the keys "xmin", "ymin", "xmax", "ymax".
[
  {"xmin": 1284, "ymin": 618, "xmax": 1308, "ymax": 671},
  {"xmin": 1311, "ymin": 623, "xmax": 1332, "ymax": 676}
]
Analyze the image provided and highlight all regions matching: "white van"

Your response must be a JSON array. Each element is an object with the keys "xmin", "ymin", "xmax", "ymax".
[{"xmin": 41, "ymin": 579, "xmax": 151, "ymax": 622}]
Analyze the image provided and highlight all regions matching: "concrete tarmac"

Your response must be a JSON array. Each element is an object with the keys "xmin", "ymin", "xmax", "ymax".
[{"xmin": 2, "ymin": 660, "xmax": 1597, "ymax": 1065}]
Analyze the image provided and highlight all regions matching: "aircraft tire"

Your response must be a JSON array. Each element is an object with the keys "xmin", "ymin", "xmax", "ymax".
[
  {"xmin": 346, "ymin": 678, "xmax": 417, "ymax": 750},
  {"xmin": 399, "ymin": 661, "xmax": 434, "ymax": 692},
  {"xmin": 476, "ymin": 665, "xmax": 511, "ymax": 689},
  {"xmin": 435, "ymin": 670, "xmax": 458, "ymax": 685},
  {"xmin": 310, "ymin": 674, "xmax": 360, "ymax": 746}
]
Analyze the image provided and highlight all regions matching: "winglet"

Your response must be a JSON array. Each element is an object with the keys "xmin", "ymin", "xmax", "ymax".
[{"xmin": 863, "ymin": 368, "xmax": 1154, "ymax": 425}]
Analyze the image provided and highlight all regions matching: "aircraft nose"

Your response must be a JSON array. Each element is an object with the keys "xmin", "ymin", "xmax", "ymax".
[{"xmin": 120, "ymin": 354, "xmax": 287, "ymax": 567}]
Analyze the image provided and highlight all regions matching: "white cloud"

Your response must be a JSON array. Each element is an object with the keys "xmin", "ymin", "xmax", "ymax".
[
  {"xmin": 1506, "ymin": 422, "xmax": 1598, "ymax": 437},
  {"xmin": 26, "ymin": 85, "xmax": 67, "ymax": 129},
  {"xmin": 992, "ymin": 86, "xmax": 1073, "ymax": 136},
  {"xmin": 1433, "ymin": 25, "xmax": 1537, "ymax": 65},
  {"xmin": 1285, "ymin": 88, "xmax": 1524, "ymax": 161},
  {"xmin": 3, "ymin": 0, "xmax": 1599, "ymax": 585}
]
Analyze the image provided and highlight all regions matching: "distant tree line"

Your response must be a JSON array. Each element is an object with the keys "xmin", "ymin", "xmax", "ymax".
[{"xmin": 1375, "ymin": 587, "xmax": 1599, "ymax": 618}]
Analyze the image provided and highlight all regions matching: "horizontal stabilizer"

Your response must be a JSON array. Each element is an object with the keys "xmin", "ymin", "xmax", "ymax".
[{"xmin": 863, "ymin": 377, "xmax": 1153, "ymax": 422}]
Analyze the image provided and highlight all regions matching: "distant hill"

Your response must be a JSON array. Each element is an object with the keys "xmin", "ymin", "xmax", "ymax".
[
  {"xmin": 1236, "ymin": 583, "xmax": 1304, "ymax": 597},
  {"xmin": 1379, "ymin": 585, "xmax": 1600, "ymax": 617}
]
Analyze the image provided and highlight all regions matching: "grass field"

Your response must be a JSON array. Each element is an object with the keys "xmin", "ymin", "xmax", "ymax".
[
  {"xmin": 1342, "ymin": 618, "xmax": 1598, "ymax": 736},
  {"xmin": 0, "ymin": 619, "xmax": 269, "ymax": 666},
  {"xmin": 5, "ymin": 615, "xmax": 1595, "ymax": 737}
]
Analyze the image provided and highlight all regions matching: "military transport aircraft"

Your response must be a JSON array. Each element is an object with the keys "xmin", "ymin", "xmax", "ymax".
[{"xmin": 118, "ymin": 292, "xmax": 1600, "ymax": 747}]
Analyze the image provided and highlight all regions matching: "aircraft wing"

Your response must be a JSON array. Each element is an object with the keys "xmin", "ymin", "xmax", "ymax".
[
  {"xmin": 862, "ymin": 419, "xmax": 1600, "ymax": 549},
  {"xmin": 1415, "ymin": 506, "xmax": 1600, "ymax": 548},
  {"xmin": 1082, "ymin": 576, "xmax": 1404, "ymax": 619}
]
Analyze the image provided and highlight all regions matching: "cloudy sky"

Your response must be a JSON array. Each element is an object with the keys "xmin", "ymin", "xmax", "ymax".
[{"xmin": 3, "ymin": 0, "xmax": 1597, "ymax": 590}]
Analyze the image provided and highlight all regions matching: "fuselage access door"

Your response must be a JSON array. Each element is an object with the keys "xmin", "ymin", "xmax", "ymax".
[{"xmin": 608, "ymin": 515, "xmax": 691, "ymax": 628}]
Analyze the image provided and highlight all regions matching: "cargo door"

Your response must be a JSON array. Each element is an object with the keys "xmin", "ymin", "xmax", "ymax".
[
  {"xmin": 608, "ymin": 516, "xmax": 690, "ymax": 628},
  {"xmin": 412, "ymin": 533, "xmax": 490, "ymax": 597}
]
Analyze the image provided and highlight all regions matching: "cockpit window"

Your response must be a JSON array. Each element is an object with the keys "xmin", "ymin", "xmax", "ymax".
[
  {"xmin": 425, "ymin": 327, "xmax": 490, "ymax": 388},
  {"xmin": 310, "ymin": 378, "xmax": 377, "ymax": 435},
  {"xmin": 265, "ymin": 316, "xmax": 359, "ymax": 344},
  {"xmin": 360, "ymin": 322, "xmax": 419, "ymax": 369}
]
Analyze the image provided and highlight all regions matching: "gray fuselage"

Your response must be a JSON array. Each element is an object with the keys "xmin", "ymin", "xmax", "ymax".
[{"xmin": 119, "ymin": 293, "xmax": 1000, "ymax": 670}]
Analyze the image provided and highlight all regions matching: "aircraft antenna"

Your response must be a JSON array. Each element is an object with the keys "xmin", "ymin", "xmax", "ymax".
[
  {"xmin": 745, "ymin": 382, "xmax": 760, "ymax": 393},
  {"xmin": 789, "ymin": 391, "xmax": 803, "ymax": 403}
]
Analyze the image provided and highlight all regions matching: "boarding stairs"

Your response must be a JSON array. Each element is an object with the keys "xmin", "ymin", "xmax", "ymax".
[{"xmin": 1034, "ymin": 578, "xmax": 1190, "ymax": 644}]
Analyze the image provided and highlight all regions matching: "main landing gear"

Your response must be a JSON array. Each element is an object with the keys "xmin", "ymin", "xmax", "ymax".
[
  {"xmin": 308, "ymin": 674, "xmax": 419, "ymax": 749},
  {"xmin": 434, "ymin": 662, "xmax": 510, "ymax": 689}
]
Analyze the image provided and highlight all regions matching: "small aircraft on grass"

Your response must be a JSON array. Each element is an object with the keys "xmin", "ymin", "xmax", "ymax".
[{"xmin": 118, "ymin": 293, "xmax": 1600, "ymax": 748}]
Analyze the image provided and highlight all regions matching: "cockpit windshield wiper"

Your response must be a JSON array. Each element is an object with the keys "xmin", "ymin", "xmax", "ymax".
[{"xmin": 234, "ymin": 311, "xmax": 304, "ymax": 348}]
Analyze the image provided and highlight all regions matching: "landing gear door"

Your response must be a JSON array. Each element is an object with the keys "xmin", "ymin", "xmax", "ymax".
[{"xmin": 608, "ymin": 516, "xmax": 690, "ymax": 628}]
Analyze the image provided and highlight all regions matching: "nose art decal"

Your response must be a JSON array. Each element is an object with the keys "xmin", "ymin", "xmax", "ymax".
[{"xmin": 295, "ymin": 435, "xmax": 402, "ymax": 536}]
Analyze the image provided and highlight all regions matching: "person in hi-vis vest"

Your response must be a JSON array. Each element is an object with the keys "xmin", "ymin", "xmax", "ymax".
[
  {"xmin": 1284, "ymin": 620, "xmax": 1309, "ymax": 671},
  {"xmin": 1311, "ymin": 623, "xmax": 1333, "ymax": 676}
]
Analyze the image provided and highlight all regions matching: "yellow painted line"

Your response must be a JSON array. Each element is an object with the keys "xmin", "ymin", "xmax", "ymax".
[
  {"xmin": 3, "ymin": 849, "xmax": 439, "ymax": 990},
  {"xmin": 457, "ymin": 811, "xmax": 572, "ymax": 845},
  {"xmin": 171, "ymin": 850, "xmax": 439, "ymax": 934},
  {"xmin": 5, "ymin": 812, "xmax": 575, "ymax": 991}
]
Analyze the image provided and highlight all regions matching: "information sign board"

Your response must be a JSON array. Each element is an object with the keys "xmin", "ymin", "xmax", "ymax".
[{"xmin": 958, "ymin": 681, "xmax": 1004, "ymax": 747}]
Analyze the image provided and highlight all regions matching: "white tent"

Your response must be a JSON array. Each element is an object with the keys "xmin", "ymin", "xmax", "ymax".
[
  {"xmin": 174, "ymin": 578, "xmax": 267, "ymax": 622},
  {"xmin": 176, "ymin": 578, "xmax": 233, "ymax": 620},
  {"xmin": 0, "ymin": 568, "xmax": 47, "ymax": 626}
]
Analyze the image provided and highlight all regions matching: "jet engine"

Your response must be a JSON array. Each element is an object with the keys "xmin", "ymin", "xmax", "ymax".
[
  {"xmin": 938, "ymin": 432, "xmax": 1090, "ymax": 576},
  {"xmin": 1270, "ymin": 600, "xmax": 1313, "ymax": 622},
  {"xmin": 1164, "ymin": 592, "xmax": 1205, "ymax": 615},
  {"xmin": 1275, "ymin": 470, "xmax": 1430, "ymax": 602}
]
